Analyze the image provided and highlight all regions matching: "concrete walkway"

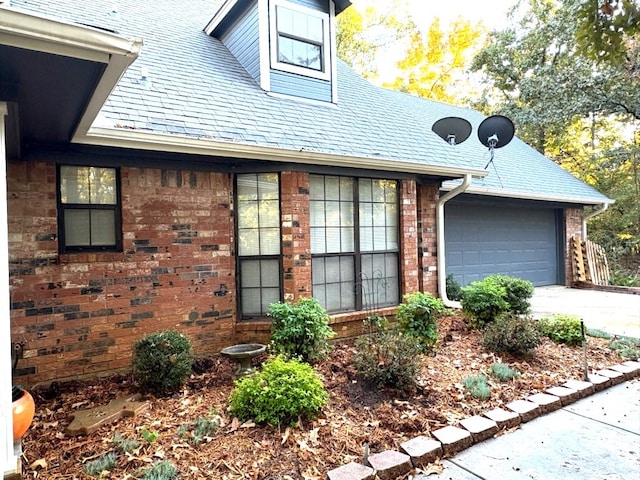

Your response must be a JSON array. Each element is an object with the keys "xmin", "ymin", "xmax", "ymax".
[
  {"xmin": 421, "ymin": 379, "xmax": 640, "ymax": 479},
  {"xmin": 531, "ymin": 285, "xmax": 640, "ymax": 338}
]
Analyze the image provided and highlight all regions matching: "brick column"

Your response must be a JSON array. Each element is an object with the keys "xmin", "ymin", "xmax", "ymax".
[
  {"xmin": 280, "ymin": 171, "xmax": 311, "ymax": 302},
  {"xmin": 564, "ymin": 207, "xmax": 583, "ymax": 286},
  {"xmin": 399, "ymin": 180, "xmax": 419, "ymax": 296},
  {"xmin": 417, "ymin": 184, "xmax": 439, "ymax": 295}
]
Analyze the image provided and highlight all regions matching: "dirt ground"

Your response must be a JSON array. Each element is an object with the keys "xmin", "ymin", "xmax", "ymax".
[{"xmin": 20, "ymin": 314, "xmax": 624, "ymax": 479}]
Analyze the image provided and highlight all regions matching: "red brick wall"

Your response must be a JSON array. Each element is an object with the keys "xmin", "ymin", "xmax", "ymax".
[
  {"xmin": 8, "ymin": 162, "xmax": 438, "ymax": 385},
  {"xmin": 9, "ymin": 161, "xmax": 237, "ymax": 385},
  {"xmin": 280, "ymin": 171, "xmax": 311, "ymax": 302},
  {"xmin": 417, "ymin": 184, "xmax": 439, "ymax": 295},
  {"xmin": 399, "ymin": 180, "xmax": 419, "ymax": 296},
  {"xmin": 564, "ymin": 207, "xmax": 583, "ymax": 286}
]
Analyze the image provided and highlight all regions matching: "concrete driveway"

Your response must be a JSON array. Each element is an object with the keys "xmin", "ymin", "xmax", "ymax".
[
  {"xmin": 530, "ymin": 285, "xmax": 640, "ymax": 338},
  {"xmin": 420, "ymin": 379, "xmax": 640, "ymax": 480}
]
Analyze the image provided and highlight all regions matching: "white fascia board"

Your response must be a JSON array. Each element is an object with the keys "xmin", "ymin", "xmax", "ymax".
[
  {"xmin": 441, "ymin": 184, "xmax": 615, "ymax": 206},
  {"xmin": 204, "ymin": 0, "xmax": 239, "ymax": 35},
  {"xmin": 0, "ymin": 6, "xmax": 142, "ymax": 139},
  {"xmin": 78, "ymin": 127, "xmax": 488, "ymax": 179},
  {"xmin": 0, "ymin": 6, "xmax": 142, "ymax": 62}
]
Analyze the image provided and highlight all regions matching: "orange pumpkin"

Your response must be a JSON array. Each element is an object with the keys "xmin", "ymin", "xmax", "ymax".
[{"xmin": 12, "ymin": 388, "xmax": 35, "ymax": 440}]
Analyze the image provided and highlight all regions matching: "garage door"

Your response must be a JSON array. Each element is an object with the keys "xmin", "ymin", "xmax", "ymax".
[{"xmin": 445, "ymin": 204, "xmax": 559, "ymax": 286}]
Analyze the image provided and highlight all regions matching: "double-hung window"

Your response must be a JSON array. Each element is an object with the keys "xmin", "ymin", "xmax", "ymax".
[
  {"xmin": 270, "ymin": 0, "xmax": 330, "ymax": 79},
  {"xmin": 58, "ymin": 165, "xmax": 121, "ymax": 252},
  {"xmin": 311, "ymin": 175, "xmax": 399, "ymax": 313},
  {"xmin": 236, "ymin": 173, "xmax": 281, "ymax": 319}
]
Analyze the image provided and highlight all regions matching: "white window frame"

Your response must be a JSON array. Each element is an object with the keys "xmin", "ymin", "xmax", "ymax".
[{"xmin": 269, "ymin": 0, "xmax": 331, "ymax": 80}]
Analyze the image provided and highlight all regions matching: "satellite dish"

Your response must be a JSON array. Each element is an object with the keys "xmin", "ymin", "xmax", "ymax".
[
  {"xmin": 432, "ymin": 117, "xmax": 472, "ymax": 145},
  {"xmin": 477, "ymin": 115, "xmax": 515, "ymax": 149}
]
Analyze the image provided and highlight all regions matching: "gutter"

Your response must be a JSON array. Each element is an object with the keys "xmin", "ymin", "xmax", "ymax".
[
  {"xmin": 437, "ymin": 173, "xmax": 472, "ymax": 307},
  {"xmin": 583, "ymin": 202, "xmax": 609, "ymax": 239}
]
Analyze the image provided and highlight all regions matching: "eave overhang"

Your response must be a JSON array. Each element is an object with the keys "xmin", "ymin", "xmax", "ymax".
[
  {"xmin": 0, "ymin": 5, "xmax": 142, "ymax": 155},
  {"xmin": 441, "ymin": 183, "xmax": 615, "ymax": 206}
]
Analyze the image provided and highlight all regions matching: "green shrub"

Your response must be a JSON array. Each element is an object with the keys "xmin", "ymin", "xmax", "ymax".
[
  {"xmin": 353, "ymin": 331, "xmax": 422, "ymax": 395},
  {"xmin": 463, "ymin": 375, "xmax": 490, "ymax": 400},
  {"xmin": 133, "ymin": 330, "xmax": 193, "ymax": 396},
  {"xmin": 446, "ymin": 274, "xmax": 464, "ymax": 301},
  {"xmin": 488, "ymin": 362, "xmax": 521, "ymax": 382},
  {"xmin": 483, "ymin": 312, "xmax": 541, "ymax": 355},
  {"xmin": 228, "ymin": 356, "xmax": 328, "ymax": 427},
  {"xmin": 538, "ymin": 314, "xmax": 583, "ymax": 346},
  {"xmin": 84, "ymin": 452, "xmax": 118, "ymax": 477},
  {"xmin": 485, "ymin": 274, "xmax": 534, "ymax": 314},
  {"xmin": 395, "ymin": 292, "xmax": 447, "ymax": 352},
  {"xmin": 461, "ymin": 281, "xmax": 509, "ymax": 328},
  {"xmin": 140, "ymin": 461, "xmax": 178, "ymax": 480},
  {"xmin": 587, "ymin": 328, "xmax": 612, "ymax": 339},
  {"xmin": 268, "ymin": 297, "xmax": 335, "ymax": 362},
  {"xmin": 178, "ymin": 411, "xmax": 221, "ymax": 446},
  {"xmin": 112, "ymin": 433, "xmax": 140, "ymax": 453},
  {"xmin": 608, "ymin": 336, "xmax": 640, "ymax": 359}
]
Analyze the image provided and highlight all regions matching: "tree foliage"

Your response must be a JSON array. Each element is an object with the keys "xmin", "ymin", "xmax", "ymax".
[
  {"xmin": 336, "ymin": 0, "xmax": 417, "ymax": 80},
  {"xmin": 472, "ymin": 0, "xmax": 640, "ymax": 280},
  {"xmin": 574, "ymin": 0, "xmax": 640, "ymax": 64},
  {"xmin": 384, "ymin": 18, "xmax": 486, "ymax": 103}
]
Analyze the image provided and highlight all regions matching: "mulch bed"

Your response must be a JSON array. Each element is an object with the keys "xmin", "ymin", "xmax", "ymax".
[{"xmin": 21, "ymin": 314, "xmax": 624, "ymax": 479}]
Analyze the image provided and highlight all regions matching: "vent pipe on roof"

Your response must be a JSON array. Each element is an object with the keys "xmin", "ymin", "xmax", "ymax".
[
  {"xmin": 436, "ymin": 173, "xmax": 472, "ymax": 308},
  {"xmin": 582, "ymin": 202, "xmax": 609, "ymax": 239}
]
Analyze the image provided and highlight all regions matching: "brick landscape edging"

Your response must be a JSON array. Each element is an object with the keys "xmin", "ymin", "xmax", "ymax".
[{"xmin": 327, "ymin": 360, "xmax": 640, "ymax": 480}]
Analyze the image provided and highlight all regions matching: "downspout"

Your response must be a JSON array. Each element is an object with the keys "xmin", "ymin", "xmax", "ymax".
[
  {"xmin": 437, "ymin": 174, "xmax": 472, "ymax": 307},
  {"xmin": 582, "ymin": 203, "xmax": 608, "ymax": 239}
]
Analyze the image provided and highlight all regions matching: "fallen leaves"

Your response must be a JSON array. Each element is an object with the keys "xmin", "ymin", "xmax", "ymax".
[{"xmin": 19, "ymin": 314, "xmax": 624, "ymax": 479}]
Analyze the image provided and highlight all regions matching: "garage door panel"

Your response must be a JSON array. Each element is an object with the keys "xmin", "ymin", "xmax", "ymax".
[{"xmin": 445, "ymin": 204, "xmax": 558, "ymax": 287}]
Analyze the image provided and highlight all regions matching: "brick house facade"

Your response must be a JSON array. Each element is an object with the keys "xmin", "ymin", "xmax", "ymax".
[{"xmin": 7, "ymin": 158, "xmax": 450, "ymax": 385}]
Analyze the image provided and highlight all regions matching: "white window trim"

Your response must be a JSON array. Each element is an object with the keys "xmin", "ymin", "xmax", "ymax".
[{"xmin": 268, "ymin": 0, "xmax": 331, "ymax": 81}]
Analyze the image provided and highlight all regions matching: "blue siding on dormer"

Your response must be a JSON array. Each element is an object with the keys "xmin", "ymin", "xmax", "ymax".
[
  {"xmin": 270, "ymin": 70, "xmax": 332, "ymax": 102},
  {"xmin": 219, "ymin": 1, "xmax": 261, "ymax": 83}
]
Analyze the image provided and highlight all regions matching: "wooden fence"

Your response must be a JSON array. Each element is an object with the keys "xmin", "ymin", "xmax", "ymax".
[{"xmin": 571, "ymin": 236, "xmax": 610, "ymax": 286}]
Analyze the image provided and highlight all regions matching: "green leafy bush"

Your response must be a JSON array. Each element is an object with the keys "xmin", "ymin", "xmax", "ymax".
[
  {"xmin": 84, "ymin": 452, "xmax": 118, "ymax": 477},
  {"xmin": 538, "ymin": 314, "xmax": 583, "ymax": 346},
  {"xmin": 133, "ymin": 330, "xmax": 193, "ymax": 396},
  {"xmin": 353, "ymin": 331, "xmax": 422, "ymax": 395},
  {"xmin": 461, "ymin": 281, "xmax": 509, "ymax": 328},
  {"xmin": 140, "ymin": 461, "xmax": 178, "ymax": 480},
  {"xmin": 463, "ymin": 375, "xmax": 491, "ymax": 400},
  {"xmin": 446, "ymin": 274, "xmax": 464, "ymax": 301},
  {"xmin": 488, "ymin": 362, "xmax": 521, "ymax": 382},
  {"xmin": 484, "ymin": 274, "xmax": 534, "ymax": 314},
  {"xmin": 268, "ymin": 297, "xmax": 335, "ymax": 362},
  {"xmin": 483, "ymin": 313, "xmax": 541, "ymax": 355},
  {"xmin": 228, "ymin": 356, "xmax": 328, "ymax": 426},
  {"xmin": 395, "ymin": 292, "xmax": 447, "ymax": 352}
]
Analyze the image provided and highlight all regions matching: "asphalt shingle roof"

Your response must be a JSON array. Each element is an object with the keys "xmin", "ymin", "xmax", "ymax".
[{"xmin": 10, "ymin": 0, "xmax": 610, "ymax": 204}]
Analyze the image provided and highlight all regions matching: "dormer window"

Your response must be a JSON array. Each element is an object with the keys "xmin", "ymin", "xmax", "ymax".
[{"xmin": 270, "ymin": 0, "xmax": 330, "ymax": 80}]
